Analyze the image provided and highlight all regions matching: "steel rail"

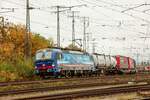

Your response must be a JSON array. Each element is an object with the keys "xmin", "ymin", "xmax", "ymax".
[
  {"xmin": 0, "ymin": 78, "xmax": 150, "ymax": 97},
  {"xmin": 0, "ymin": 73, "xmax": 148, "ymax": 87},
  {"xmin": 0, "ymin": 81, "xmax": 130, "ymax": 96},
  {"xmin": 16, "ymin": 84, "xmax": 150, "ymax": 100}
]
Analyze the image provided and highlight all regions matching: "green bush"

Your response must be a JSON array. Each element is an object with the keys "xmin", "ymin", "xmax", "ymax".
[
  {"xmin": 0, "ymin": 59, "xmax": 34, "ymax": 82},
  {"xmin": 15, "ymin": 59, "xmax": 34, "ymax": 79},
  {"xmin": 0, "ymin": 61, "xmax": 15, "ymax": 72}
]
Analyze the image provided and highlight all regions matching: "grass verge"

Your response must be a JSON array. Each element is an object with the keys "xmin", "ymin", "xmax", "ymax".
[{"xmin": 0, "ymin": 59, "xmax": 35, "ymax": 82}]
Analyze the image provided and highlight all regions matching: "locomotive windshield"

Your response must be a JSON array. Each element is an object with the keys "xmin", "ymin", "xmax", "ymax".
[
  {"xmin": 36, "ymin": 50, "xmax": 52, "ymax": 60},
  {"xmin": 36, "ymin": 51, "xmax": 43, "ymax": 60}
]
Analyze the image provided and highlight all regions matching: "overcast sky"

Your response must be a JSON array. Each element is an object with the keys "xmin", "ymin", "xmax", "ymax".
[{"xmin": 1, "ymin": 0, "xmax": 150, "ymax": 63}]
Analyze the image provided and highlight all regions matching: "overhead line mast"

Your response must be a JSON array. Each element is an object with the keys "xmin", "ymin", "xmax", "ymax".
[
  {"xmin": 52, "ymin": 4, "xmax": 86, "ymax": 48},
  {"xmin": 25, "ymin": 0, "xmax": 35, "ymax": 60},
  {"xmin": 68, "ymin": 11, "xmax": 79, "ymax": 48},
  {"xmin": 56, "ymin": 6, "xmax": 60, "ymax": 48},
  {"xmin": 25, "ymin": 0, "xmax": 31, "ymax": 60},
  {"xmin": 81, "ymin": 17, "xmax": 89, "ymax": 52},
  {"xmin": 52, "ymin": 5, "xmax": 71, "ymax": 48}
]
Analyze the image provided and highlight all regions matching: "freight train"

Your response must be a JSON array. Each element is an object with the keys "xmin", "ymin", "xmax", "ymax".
[{"xmin": 34, "ymin": 48, "xmax": 136, "ymax": 77}]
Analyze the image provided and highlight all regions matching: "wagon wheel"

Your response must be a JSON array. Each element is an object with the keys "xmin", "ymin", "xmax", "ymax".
[
  {"xmin": 101, "ymin": 69, "xmax": 104, "ymax": 74},
  {"xmin": 101, "ymin": 69, "xmax": 107, "ymax": 75}
]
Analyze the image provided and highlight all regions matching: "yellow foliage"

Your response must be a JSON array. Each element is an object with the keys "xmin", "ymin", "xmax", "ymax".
[
  {"xmin": 0, "ymin": 71, "xmax": 17, "ymax": 81},
  {"xmin": 0, "ymin": 23, "xmax": 53, "ymax": 61}
]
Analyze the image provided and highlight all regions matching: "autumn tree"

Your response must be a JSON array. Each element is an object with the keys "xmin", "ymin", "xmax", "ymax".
[
  {"xmin": 0, "ymin": 22, "xmax": 54, "ymax": 81},
  {"xmin": 32, "ymin": 34, "xmax": 54, "ymax": 56},
  {"xmin": 0, "ymin": 23, "xmax": 54, "ymax": 61}
]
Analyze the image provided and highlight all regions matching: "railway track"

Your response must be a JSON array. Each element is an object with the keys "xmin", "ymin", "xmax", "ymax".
[
  {"xmin": 0, "ymin": 73, "xmax": 149, "ymax": 87},
  {"xmin": 0, "ymin": 80, "xmax": 137, "ymax": 96},
  {"xmin": 15, "ymin": 83, "xmax": 150, "ymax": 100},
  {"xmin": 0, "ymin": 78, "xmax": 149, "ymax": 97}
]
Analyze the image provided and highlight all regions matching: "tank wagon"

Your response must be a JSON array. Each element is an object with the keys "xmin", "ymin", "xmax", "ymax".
[
  {"xmin": 92, "ymin": 53, "xmax": 116, "ymax": 74},
  {"xmin": 92, "ymin": 54, "xmax": 136, "ymax": 74},
  {"xmin": 34, "ymin": 48, "xmax": 136, "ymax": 77}
]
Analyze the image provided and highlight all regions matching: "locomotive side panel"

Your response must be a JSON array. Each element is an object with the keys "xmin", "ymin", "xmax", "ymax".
[{"xmin": 58, "ymin": 51, "xmax": 95, "ymax": 71}]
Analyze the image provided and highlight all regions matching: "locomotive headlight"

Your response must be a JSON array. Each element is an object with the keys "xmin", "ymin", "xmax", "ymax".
[{"xmin": 52, "ymin": 64, "xmax": 55, "ymax": 67}]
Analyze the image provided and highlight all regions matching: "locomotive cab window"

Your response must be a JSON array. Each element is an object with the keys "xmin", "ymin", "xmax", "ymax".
[
  {"xmin": 36, "ymin": 51, "xmax": 44, "ymax": 60},
  {"xmin": 45, "ymin": 50, "xmax": 52, "ymax": 59}
]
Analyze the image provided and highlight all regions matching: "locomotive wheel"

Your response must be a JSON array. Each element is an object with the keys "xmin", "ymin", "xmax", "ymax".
[
  {"xmin": 65, "ymin": 71, "xmax": 72, "ymax": 78},
  {"xmin": 40, "ymin": 74, "xmax": 48, "ymax": 79}
]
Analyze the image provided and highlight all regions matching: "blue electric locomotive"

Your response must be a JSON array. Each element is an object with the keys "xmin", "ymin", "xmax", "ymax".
[{"xmin": 35, "ymin": 48, "xmax": 95, "ymax": 77}]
